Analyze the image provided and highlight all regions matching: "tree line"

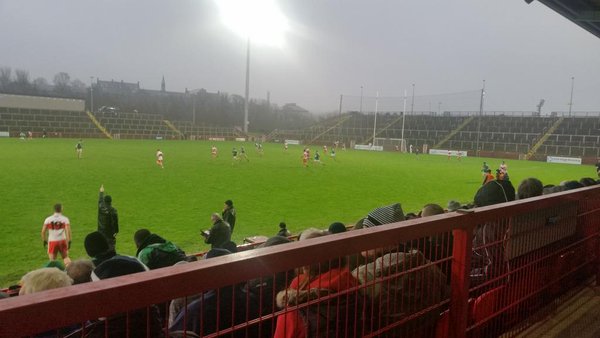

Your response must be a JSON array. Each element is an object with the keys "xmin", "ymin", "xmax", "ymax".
[{"xmin": 0, "ymin": 66, "xmax": 316, "ymax": 132}]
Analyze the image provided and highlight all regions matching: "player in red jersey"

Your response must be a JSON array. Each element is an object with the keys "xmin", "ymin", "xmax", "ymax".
[{"xmin": 41, "ymin": 203, "xmax": 72, "ymax": 265}]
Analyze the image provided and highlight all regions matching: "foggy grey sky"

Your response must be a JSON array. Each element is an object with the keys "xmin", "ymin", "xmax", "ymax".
[{"xmin": 1, "ymin": 0, "xmax": 599, "ymax": 114}]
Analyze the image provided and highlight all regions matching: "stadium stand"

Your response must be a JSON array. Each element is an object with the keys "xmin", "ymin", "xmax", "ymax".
[
  {"xmin": 537, "ymin": 116, "xmax": 600, "ymax": 158},
  {"xmin": 95, "ymin": 111, "xmax": 179, "ymax": 140},
  {"xmin": 0, "ymin": 107, "xmax": 105, "ymax": 139}
]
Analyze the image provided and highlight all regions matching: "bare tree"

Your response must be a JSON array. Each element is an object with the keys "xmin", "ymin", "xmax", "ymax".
[
  {"xmin": 0, "ymin": 67, "xmax": 12, "ymax": 89},
  {"xmin": 53, "ymin": 72, "xmax": 71, "ymax": 92},
  {"xmin": 71, "ymin": 78, "xmax": 86, "ymax": 91},
  {"xmin": 15, "ymin": 69, "xmax": 31, "ymax": 88},
  {"xmin": 33, "ymin": 77, "xmax": 49, "ymax": 88}
]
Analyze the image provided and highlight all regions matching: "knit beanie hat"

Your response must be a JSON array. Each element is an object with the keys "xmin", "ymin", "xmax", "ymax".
[
  {"xmin": 362, "ymin": 203, "xmax": 405, "ymax": 228},
  {"xmin": 474, "ymin": 180, "xmax": 516, "ymax": 207},
  {"xmin": 84, "ymin": 231, "xmax": 110, "ymax": 257},
  {"xmin": 328, "ymin": 222, "xmax": 347, "ymax": 234},
  {"xmin": 447, "ymin": 200, "xmax": 462, "ymax": 212},
  {"xmin": 91, "ymin": 256, "xmax": 148, "ymax": 281}
]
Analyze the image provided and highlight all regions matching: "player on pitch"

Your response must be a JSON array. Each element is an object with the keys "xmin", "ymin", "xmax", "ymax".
[{"xmin": 41, "ymin": 203, "xmax": 72, "ymax": 265}]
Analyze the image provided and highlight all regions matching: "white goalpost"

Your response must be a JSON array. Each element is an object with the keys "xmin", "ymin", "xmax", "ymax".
[{"xmin": 373, "ymin": 137, "xmax": 407, "ymax": 151}]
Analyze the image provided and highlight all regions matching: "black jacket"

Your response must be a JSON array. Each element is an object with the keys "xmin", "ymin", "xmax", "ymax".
[{"xmin": 98, "ymin": 192, "xmax": 119, "ymax": 238}]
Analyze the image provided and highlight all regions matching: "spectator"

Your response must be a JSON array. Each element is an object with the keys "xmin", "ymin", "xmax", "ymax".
[
  {"xmin": 471, "ymin": 179, "xmax": 515, "ymax": 286},
  {"xmin": 201, "ymin": 213, "xmax": 232, "ymax": 250},
  {"xmin": 353, "ymin": 203, "xmax": 405, "ymax": 229},
  {"xmin": 579, "ymin": 177, "xmax": 597, "ymax": 187},
  {"xmin": 43, "ymin": 260, "xmax": 65, "ymax": 271},
  {"xmin": 41, "ymin": 203, "xmax": 72, "ymax": 266},
  {"xmin": 98, "ymin": 185, "xmax": 119, "ymax": 249},
  {"xmin": 19, "ymin": 267, "xmax": 73, "ymax": 295},
  {"xmin": 328, "ymin": 221, "xmax": 347, "ymax": 234},
  {"xmin": 88, "ymin": 256, "xmax": 162, "ymax": 338},
  {"xmin": 84, "ymin": 231, "xmax": 116, "ymax": 267},
  {"xmin": 222, "ymin": 200, "xmax": 236, "ymax": 233},
  {"xmin": 169, "ymin": 249, "xmax": 248, "ymax": 337},
  {"xmin": 447, "ymin": 200, "xmax": 462, "ymax": 212},
  {"xmin": 561, "ymin": 180, "xmax": 584, "ymax": 190},
  {"xmin": 66, "ymin": 259, "xmax": 94, "ymax": 284},
  {"xmin": 134, "ymin": 229, "xmax": 187, "ymax": 269},
  {"xmin": 420, "ymin": 204, "xmax": 445, "ymax": 217},
  {"xmin": 517, "ymin": 178, "xmax": 543, "ymax": 200},
  {"xmin": 274, "ymin": 230, "xmax": 360, "ymax": 338},
  {"xmin": 277, "ymin": 221, "xmax": 291, "ymax": 237},
  {"xmin": 352, "ymin": 249, "xmax": 449, "ymax": 336}
]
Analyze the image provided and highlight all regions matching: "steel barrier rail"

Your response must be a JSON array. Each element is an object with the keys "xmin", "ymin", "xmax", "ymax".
[{"xmin": 0, "ymin": 186, "xmax": 598, "ymax": 338}]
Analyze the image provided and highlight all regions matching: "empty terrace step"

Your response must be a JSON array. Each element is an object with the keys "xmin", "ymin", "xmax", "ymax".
[
  {"xmin": 307, "ymin": 114, "xmax": 353, "ymax": 145},
  {"xmin": 433, "ymin": 115, "xmax": 475, "ymax": 149},
  {"xmin": 86, "ymin": 111, "xmax": 112, "ymax": 139},
  {"xmin": 525, "ymin": 117, "xmax": 564, "ymax": 160}
]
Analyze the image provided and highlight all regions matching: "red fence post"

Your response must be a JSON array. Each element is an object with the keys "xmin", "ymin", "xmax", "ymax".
[{"xmin": 450, "ymin": 227, "xmax": 473, "ymax": 338}]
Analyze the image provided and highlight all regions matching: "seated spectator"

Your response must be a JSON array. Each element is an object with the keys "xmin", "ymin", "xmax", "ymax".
[
  {"xmin": 517, "ymin": 178, "xmax": 543, "ymax": 199},
  {"xmin": 277, "ymin": 221, "xmax": 292, "ymax": 237},
  {"xmin": 579, "ymin": 177, "xmax": 597, "ymax": 187},
  {"xmin": 352, "ymin": 249, "xmax": 449, "ymax": 336},
  {"xmin": 420, "ymin": 203, "xmax": 445, "ymax": 217},
  {"xmin": 19, "ymin": 267, "xmax": 73, "ymax": 295},
  {"xmin": 169, "ymin": 249, "xmax": 248, "ymax": 337},
  {"xmin": 274, "ymin": 230, "xmax": 360, "ymax": 338},
  {"xmin": 87, "ymin": 256, "xmax": 162, "ymax": 338},
  {"xmin": 328, "ymin": 222, "xmax": 347, "ymax": 234},
  {"xmin": 201, "ymin": 213, "xmax": 232, "ymax": 250},
  {"xmin": 561, "ymin": 180, "xmax": 584, "ymax": 190},
  {"xmin": 353, "ymin": 203, "xmax": 405, "ymax": 229},
  {"xmin": 242, "ymin": 236, "xmax": 294, "ymax": 336},
  {"xmin": 66, "ymin": 259, "xmax": 94, "ymax": 284},
  {"xmin": 43, "ymin": 260, "xmax": 65, "ymax": 270},
  {"xmin": 447, "ymin": 200, "xmax": 462, "ymax": 212},
  {"xmin": 18, "ymin": 267, "xmax": 77, "ymax": 337},
  {"xmin": 134, "ymin": 229, "xmax": 188, "ymax": 269},
  {"xmin": 471, "ymin": 180, "xmax": 515, "ymax": 286},
  {"xmin": 84, "ymin": 231, "xmax": 116, "ymax": 267}
]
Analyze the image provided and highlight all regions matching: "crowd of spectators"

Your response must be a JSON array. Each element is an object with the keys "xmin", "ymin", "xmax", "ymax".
[{"xmin": 2, "ymin": 171, "xmax": 598, "ymax": 337}]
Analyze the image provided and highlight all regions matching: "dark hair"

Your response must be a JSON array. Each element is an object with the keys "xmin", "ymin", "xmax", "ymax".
[
  {"xmin": 134, "ymin": 229, "xmax": 151, "ymax": 248},
  {"xmin": 53, "ymin": 203, "xmax": 62, "ymax": 213},
  {"xmin": 517, "ymin": 178, "xmax": 543, "ymax": 200},
  {"xmin": 579, "ymin": 177, "xmax": 597, "ymax": 187},
  {"xmin": 279, "ymin": 222, "xmax": 287, "ymax": 229},
  {"xmin": 328, "ymin": 222, "xmax": 347, "ymax": 234},
  {"xmin": 225, "ymin": 200, "xmax": 233, "ymax": 207},
  {"xmin": 104, "ymin": 195, "xmax": 112, "ymax": 204}
]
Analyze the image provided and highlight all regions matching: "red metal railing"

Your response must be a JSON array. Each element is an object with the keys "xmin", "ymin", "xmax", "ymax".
[{"xmin": 0, "ymin": 186, "xmax": 598, "ymax": 338}]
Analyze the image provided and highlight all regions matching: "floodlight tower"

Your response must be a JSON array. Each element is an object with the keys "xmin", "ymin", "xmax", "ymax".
[{"xmin": 215, "ymin": 0, "xmax": 288, "ymax": 134}]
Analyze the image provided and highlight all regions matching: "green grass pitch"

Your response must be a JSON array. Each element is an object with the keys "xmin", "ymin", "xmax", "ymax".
[{"xmin": 0, "ymin": 138, "xmax": 595, "ymax": 287}]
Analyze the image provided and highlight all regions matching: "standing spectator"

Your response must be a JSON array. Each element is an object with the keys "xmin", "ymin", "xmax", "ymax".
[
  {"xmin": 41, "ymin": 203, "xmax": 72, "ymax": 265},
  {"xmin": 222, "ymin": 200, "xmax": 236, "ymax": 233},
  {"xmin": 98, "ymin": 185, "xmax": 119, "ymax": 250},
  {"xmin": 201, "ymin": 213, "xmax": 232, "ymax": 250},
  {"xmin": 596, "ymin": 159, "xmax": 600, "ymax": 178},
  {"xmin": 277, "ymin": 221, "xmax": 291, "ymax": 237}
]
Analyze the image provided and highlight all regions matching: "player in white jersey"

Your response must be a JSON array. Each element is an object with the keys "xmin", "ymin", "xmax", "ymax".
[
  {"xmin": 211, "ymin": 145, "xmax": 218, "ymax": 158},
  {"xmin": 41, "ymin": 203, "xmax": 72, "ymax": 265},
  {"xmin": 156, "ymin": 149, "xmax": 164, "ymax": 168},
  {"xmin": 499, "ymin": 160, "xmax": 508, "ymax": 174}
]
